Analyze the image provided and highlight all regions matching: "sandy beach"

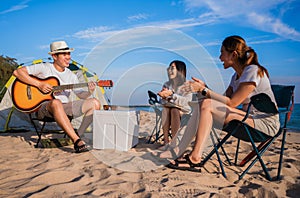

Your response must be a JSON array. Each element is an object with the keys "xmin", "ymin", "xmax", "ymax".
[{"xmin": 0, "ymin": 110, "xmax": 299, "ymax": 197}]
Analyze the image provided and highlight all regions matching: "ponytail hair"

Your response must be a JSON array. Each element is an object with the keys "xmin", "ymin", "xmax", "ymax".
[{"xmin": 222, "ymin": 35, "xmax": 269, "ymax": 78}]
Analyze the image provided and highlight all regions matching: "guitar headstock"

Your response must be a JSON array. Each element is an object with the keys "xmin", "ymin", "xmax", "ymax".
[{"xmin": 97, "ymin": 80, "xmax": 113, "ymax": 88}]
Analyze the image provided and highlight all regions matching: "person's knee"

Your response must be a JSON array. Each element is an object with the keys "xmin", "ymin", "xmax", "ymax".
[
  {"xmin": 91, "ymin": 98, "xmax": 101, "ymax": 110},
  {"xmin": 170, "ymin": 108, "xmax": 180, "ymax": 115},
  {"xmin": 162, "ymin": 107, "xmax": 170, "ymax": 114},
  {"xmin": 48, "ymin": 99, "xmax": 63, "ymax": 109},
  {"xmin": 199, "ymin": 98, "xmax": 212, "ymax": 111}
]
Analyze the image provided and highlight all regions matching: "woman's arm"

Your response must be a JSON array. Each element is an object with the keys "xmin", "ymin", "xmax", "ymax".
[
  {"xmin": 226, "ymin": 82, "xmax": 255, "ymax": 107},
  {"xmin": 190, "ymin": 77, "xmax": 255, "ymax": 108},
  {"xmin": 205, "ymin": 83, "xmax": 255, "ymax": 107},
  {"xmin": 225, "ymin": 86, "xmax": 233, "ymax": 97}
]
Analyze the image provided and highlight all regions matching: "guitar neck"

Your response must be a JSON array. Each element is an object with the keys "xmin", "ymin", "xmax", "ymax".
[
  {"xmin": 52, "ymin": 82, "xmax": 88, "ymax": 91},
  {"xmin": 52, "ymin": 80, "xmax": 113, "ymax": 91}
]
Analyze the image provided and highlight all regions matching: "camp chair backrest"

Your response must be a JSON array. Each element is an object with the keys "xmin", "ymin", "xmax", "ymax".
[
  {"xmin": 271, "ymin": 85, "xmax": 295, "ymax": 108},
  {"xmin": 148, "ymin": 90, "xmax": 159, "ymax": 105},
  {"xmin": 250, "ymin": 93, "xmax": 278, "ymax": 114}
]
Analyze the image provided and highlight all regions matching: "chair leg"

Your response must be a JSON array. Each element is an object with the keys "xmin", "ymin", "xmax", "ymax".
[
  {"xmin": 202, "ymin": 126, "xmax": 273, "ymax": 181},
  {"xmin": 277, "ymin": 128, "xmax": 287, "ymax": 180},
  {"xmin": 240, "ymin": 127, "xmax": 272, "ymax": 181},
  {"xmin": 201, "ymin": 130, "xmax": 235, "ymax": 166},
  {"xmin": 147, "ymin": 116, "xmax": 157, "ymax": 143},
  {"xmin": 235, "ymin": 139, "xmax": 240, "ymax": 165},
  {"xmin": 239, "ymin": 142, "xmax": 273, "ymax": 180},
  {"xmin": 35, "ymin": 121, "xmax": 47, "ymax": 148},
  {"xmin": 29, "ymin": 115, "xmax": 42, "ymax": 148},
  {"xmin": 155, "ymin": 115, "xmax": 161, "ymax": 142},
  {"xmin": 209, "ymin": 132, "xmax": 227, "ymax": 178},
  {"xmin": 211, "ymin": 129, "xmax": 231, "ymax": 165},
  {"xmin": 148, "ymin": 114, "xmax": 162, "ymax": 143},
  {"xmin": 147, "ymin": 128, "xmax": 158, "ymax": 143},
  {"xmin": 239, "ymin": 138, "xmax": 271, "ymax": 167}
]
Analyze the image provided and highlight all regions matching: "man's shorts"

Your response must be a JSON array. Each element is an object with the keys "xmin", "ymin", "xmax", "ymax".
[{"xmin": 37, "ymin": 100, "xmax": 85, "ymax": 119}]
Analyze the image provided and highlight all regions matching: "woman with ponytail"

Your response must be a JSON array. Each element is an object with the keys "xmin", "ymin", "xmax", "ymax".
[{"xmin": 162, "ymin": 35, "xmax": 279, "ymax": 172}]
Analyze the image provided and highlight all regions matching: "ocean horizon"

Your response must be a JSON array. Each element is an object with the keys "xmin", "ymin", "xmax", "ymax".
[{"xmin": 136, "ymin": 103, "xmax": 300, "ymax": 132}]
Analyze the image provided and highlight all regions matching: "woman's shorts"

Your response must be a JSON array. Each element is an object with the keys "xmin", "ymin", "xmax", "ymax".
[{"xmin": 252, "ymin": 113, "xmax": 280, "ymax": 136}]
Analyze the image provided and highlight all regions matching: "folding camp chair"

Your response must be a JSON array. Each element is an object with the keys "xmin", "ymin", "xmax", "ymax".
[
  {"xmin": 200, "ymin": 85, "xmax": 295, "ymax": 181},
  {"xmin": 147, "ymin": 90, "xmax": 192, "ymax": 144},
  {"xmin": 29, "ymin": 113, "xmax": 73, "ymax": 148},
  {"xmin": 147, "ymin": 90, "xmax": 164, "ymax": 143}
]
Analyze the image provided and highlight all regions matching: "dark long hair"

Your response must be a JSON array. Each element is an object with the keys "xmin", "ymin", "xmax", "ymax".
[
  {"xmin": 222, "ymin": 35, "xmax": 269, "ymax": 78},
  {"xmin": 169, "ymin": 60, "xmax": 187, "ymax": 78}
]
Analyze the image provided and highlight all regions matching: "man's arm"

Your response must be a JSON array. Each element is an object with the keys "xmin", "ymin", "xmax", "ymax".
[{"xmin": 13, "ymin": 67, "xmax": 53, "ymax": 94}]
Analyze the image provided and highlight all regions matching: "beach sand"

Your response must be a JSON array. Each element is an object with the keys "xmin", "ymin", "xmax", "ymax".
[{"xmin": 0, "ymin": 110, "xmax": 299, "ymax": 197}]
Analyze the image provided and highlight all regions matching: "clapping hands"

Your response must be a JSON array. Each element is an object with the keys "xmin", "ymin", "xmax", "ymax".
[
  {"xmin": 181, "ymin": 77, "xmax": 206, "ymax": 94},
  {"xmin": 157, "ymin": 88, "xmax": 173, "ymax": 99}
]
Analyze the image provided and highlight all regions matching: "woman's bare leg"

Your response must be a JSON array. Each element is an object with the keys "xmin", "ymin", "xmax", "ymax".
[
  {"xmin": 158, "ymin": 104, "xmax": 200, "ymax": 158},
  {"xmin": 170, "ymin": 108, "xmax": 181, "ymax": 138},
  {"xmin": 188, "ymin": 98, "xmax": 254, "ymax": 163},
  {"xmin": 162, "ymin": 107, "xmax": 171, "ymax": 144}
]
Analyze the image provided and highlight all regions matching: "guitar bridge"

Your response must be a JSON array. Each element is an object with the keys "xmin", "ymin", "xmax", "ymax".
[{"xmin": 27, "ymin": 85, "xmax": 32, "ymax": 100}]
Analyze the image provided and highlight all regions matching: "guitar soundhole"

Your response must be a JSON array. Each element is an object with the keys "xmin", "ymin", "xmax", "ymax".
[{"xmin": 26, "ymin": 85, "xmax": 32, "ymax": 100}]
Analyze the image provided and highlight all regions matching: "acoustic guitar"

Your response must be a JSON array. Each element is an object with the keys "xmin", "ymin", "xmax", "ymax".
[{"xmin": 11, "ymin": 75, "xmax": 113, "ymax": 113}]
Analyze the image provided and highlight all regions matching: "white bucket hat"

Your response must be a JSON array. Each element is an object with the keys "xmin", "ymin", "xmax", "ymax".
[{"xmin": 48, "ymin": 41, "xmax": 74, "ymax": 55}]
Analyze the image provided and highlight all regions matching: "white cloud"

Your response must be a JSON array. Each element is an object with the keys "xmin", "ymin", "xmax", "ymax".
[
  {"xmin": 0, "ymin": 1, "xmax": 29, "ymax": 15},
  {"xmin": 72, "ymin": 17, "xmax": 214, "ymax": 42},
  {"xmin": 148, "ymin": 18, "xmax": 215, "ymax": 29},
  {"xmin": 183, "ymin": 0, "xmax": 300, "ymax": 41},
  {"xmin": 127, "ymin": 13, "xmax": 149, "ymax": 22},
  {"xmin": 73, "ymin": 26, "xmax": 120, "ymax": 41},
  {"xmin": 247, "ymin": 12, "xmax": 300, "ymax": 41},
  {"xmin": 73, "ymin": 0, "xmax": 300, "ymax": 43}
]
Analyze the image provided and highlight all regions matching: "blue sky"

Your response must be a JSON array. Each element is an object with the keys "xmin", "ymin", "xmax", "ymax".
[{"xmin": 1, "ymin": 0, "xmax": 300, "ymax": 105}]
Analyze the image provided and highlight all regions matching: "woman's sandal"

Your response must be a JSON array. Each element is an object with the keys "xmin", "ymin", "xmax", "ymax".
[
  {"xmin": 74, "ymin": 138, "xmax": 89, "ymax": 153},
  {"xmin": 166, "ymin": 154, "xmax": 202, "ymax": 172}
]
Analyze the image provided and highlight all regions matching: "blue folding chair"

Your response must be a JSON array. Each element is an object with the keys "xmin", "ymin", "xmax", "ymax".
[{"xmin": 200, "ymin": 85, "xmax": 295, "ymax": 181}]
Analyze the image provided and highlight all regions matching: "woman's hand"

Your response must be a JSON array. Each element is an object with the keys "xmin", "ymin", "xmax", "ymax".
[
  {"xmin": 157, "ymin": 88, "xmax": 173, "ymax": 99},
  {"xmin": 189, "ymin": 77, "xmax": 206, "ymax": 92}
]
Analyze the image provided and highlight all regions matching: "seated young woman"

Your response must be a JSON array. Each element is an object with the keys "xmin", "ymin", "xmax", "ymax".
[{"xmin": 157, "ymin": 60, "xmax": 193, "ymax": 145}]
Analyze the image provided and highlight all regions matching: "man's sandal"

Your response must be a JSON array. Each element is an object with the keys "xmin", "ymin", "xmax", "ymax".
[
  {"xmin": 74, "ymin": 139, "xmax": 89, "ymax": 153},
  {"xmin": 166, "ymin": 154, "xmax": 202, "ymax": 172}
]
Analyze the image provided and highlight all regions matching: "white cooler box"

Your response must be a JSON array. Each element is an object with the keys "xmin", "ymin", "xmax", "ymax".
[{"xmin": 93, "ymin": 110, "xmax": 139, "ymax": 151}]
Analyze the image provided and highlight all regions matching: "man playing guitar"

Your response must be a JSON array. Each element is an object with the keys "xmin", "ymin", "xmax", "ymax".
[{"xmin": 13, "ymin": 41, "xmax": 100, "ymax": 153}]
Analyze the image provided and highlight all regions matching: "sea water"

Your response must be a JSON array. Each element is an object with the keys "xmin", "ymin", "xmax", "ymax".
[
  {"xmin": 288, "ymin": 103, "xmax": 300, "ymax": 131},
  {"xmin": 136, "ymin": 103, "xmax": 300, "ymax": 131}
]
